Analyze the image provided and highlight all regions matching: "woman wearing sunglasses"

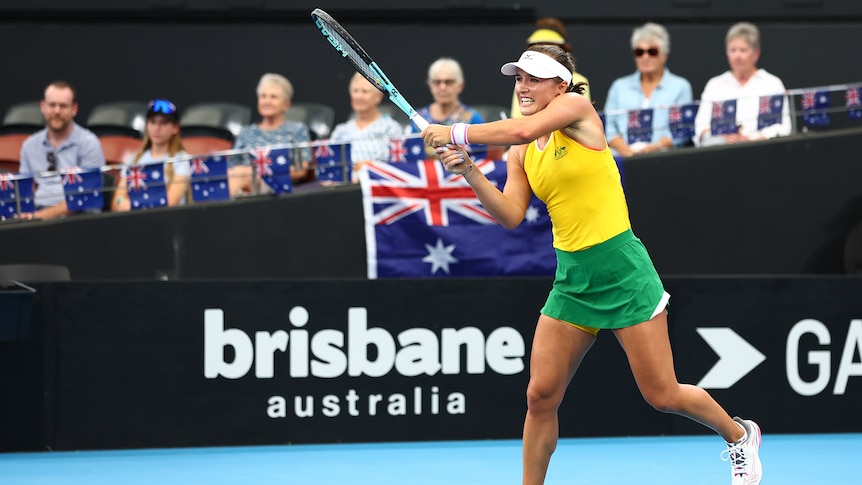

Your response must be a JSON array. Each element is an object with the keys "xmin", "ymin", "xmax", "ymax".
[
  {"xmin": 111, "ymin": 99, "xmax": 190, "ymax": 211},
  {"xmin": 603, "ymin": 22, "xmax": 694, "ymax": 158}
]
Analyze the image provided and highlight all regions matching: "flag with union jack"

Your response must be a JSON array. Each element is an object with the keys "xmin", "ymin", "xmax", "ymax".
[
  {"xmin": 845, "ymin": 86, "xmax": 862, "ymax": 121},
  {"xmin": 801, "ymin": 90, "xmax": 830, "ymax": 127},
  {"xmin": 359, "ymin": 159, "xmax": 554, "ymax": 278},
  {"xmin": 626, "ymin": 109, "xmax": 653, "ymax": 144},
  {"xmin": 668, "ymin": 103, "xmax": 697, "ymax": 140},
  {"xmin": 190, "ymin": 155, "xmax": 230, "ymax": 203},
  {"xmin": 251, "ymin": 147, "xmax": 293, "ymax": 194},
  {"xmin": 0, "ymin": 173, "xmax": 35, "ymax": 217},
  {"xmin": 387, "ymin": 137, "xmax": 425, "ymax": 163},
  {"xmin": 62, "ymin": 167, "xmax": 104, "ymax": 211},
  {"xmin": 315, "ymin": 140, "xmax": 352, "ymax": 184},
  {"xmin": 125, "ymin": 163, "xmax": 168, "ymax": 210},
  {"xmin": 757, "ymin": 95, "xmax": 784, "ymax": 130},
  {"xmin": 710, "ymin": 100, "xmax": 737, "ymax": 135}
]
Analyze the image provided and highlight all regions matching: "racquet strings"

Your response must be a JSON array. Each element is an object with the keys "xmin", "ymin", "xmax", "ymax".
[{"xmin": 317, "ymin": 17, "xmax": 386, "ymax": 94}]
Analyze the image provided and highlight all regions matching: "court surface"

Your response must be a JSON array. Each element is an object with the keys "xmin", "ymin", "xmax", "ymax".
[{"xmin": 1, "ymin": 433, "xmax": 859, "ymax": 484}]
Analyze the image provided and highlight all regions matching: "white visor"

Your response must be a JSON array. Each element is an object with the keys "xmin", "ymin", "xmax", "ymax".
[{"xmin": 500, "ymin": 51, "xmax": 572, "ymax": 84}]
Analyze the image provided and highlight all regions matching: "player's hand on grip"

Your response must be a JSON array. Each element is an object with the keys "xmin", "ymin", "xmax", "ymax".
[
  {"xmin": 436, "ymin": 144, "xmax": 474, "ymax": 176},
  {"xmin": 421, "ymin": 124, "xmax": 451, "ymax": 148}
]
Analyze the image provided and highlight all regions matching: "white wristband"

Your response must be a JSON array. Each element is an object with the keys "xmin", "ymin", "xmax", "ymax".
[{"xmin": 450, "ymin": 123, "xmax": 470, "ymax": 145}]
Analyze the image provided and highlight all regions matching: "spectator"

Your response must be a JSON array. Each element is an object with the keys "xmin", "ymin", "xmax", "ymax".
[
  {"xmin": 111, "ymin": 99, "xmax": 191, "ymax": 211},
  {"xmin": 603, "ymin": 22, "xmax": 693, "ymax": 158},
  {"xmin": 18, "ymin": 80, "xmax": 106, "ymax": 219},
  {"xmin": 229, "ymin": 73, "xmax": 313, "ymax": 196},
  {"xmin": 511, "ymin": 17, "xmax": 591, "ymax": 118},
  {"xmin": 329, "ymin": 72, "xmax": 404, "ymax": 183},
  {"xmin": 694, "ymin": 22, "xmax": 792, "ymax": 146},
  {"xmin": 410, "ymin": 57, "xmax": 486, "ymax": 158}
]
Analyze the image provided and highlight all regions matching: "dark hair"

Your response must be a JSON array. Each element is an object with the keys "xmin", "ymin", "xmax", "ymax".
[
  {"xmin": 45, "ymin": 80, "xmax": 77, "ymax": 103},
  {"xmin": 528, "ymin": 17, "xmax": 573, "ymax": 53},
  {"xmin": 527, "ymin": 45, "xmax": 587, "ymax": 96}
]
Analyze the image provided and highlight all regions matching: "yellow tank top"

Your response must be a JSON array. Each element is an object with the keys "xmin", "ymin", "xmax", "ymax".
[{"xmin": 524, "ymin": 130, "xmax": 630, "ymax": 252}]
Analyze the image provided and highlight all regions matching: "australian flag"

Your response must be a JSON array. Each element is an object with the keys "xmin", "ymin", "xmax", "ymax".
[
  {"xmin": 668, "ymin": 103, "xmax": 697, "ymax": 140},
  {"xmin": 387, "ymin": 137, "xmax": 425, "ymax": 163},
  {"xmin": 757, "ymin": 95, "xmax": 784, "ymax": 130},
  {"xmin": 801, "ymin": 90, "xmax": 830, "ymax": 127},
  {"xmin": 190, "ymin": 155, "xmax": 230, "ymax": 203},
  {"xmin": 710, "ymin": 100, "xmax": 737, "ymax": 135},
  {"xmin": 845, "ymin": 86, "xmax": 862, "ymax": 121},
  {"xmin": 315, "ymin": 140, "xmax": 352, "ymax": 184},
  {"xmin": 126, "ymin": 163, "xmax": 168, "ymax": 210},
  {"xmin": 0, "ymin": 173, "xmax": 35, "ymax": 217},
  {"xmin": 62, "ymin": 167, "xmax": 103, "ymax": 211},
  {"xmin": 627, "ymin": 109, "xmax": 653, "ymax": 144},
  {"xmin": 252, "ymin": 147, "xmax": 293, "ymax": 194},
  {"xmin": 359, "ymin": 159, "xmax": 555, "ymax": 278}
]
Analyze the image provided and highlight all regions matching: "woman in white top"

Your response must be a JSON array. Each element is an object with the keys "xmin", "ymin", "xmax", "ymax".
[
  {"xmin": 111, "ymin": 99, "xmax": 191, "ymax": 211},
  {"xmin": 694, "ymin": 22, "xmax": 792, "ymax": 146}
]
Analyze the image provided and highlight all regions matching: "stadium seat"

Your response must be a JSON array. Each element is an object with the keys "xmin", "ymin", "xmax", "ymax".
[
  {"xmin": 86, "ymin": 101, "xmax": 148, "ymax": 138},
  {"xmin": 0, "ymin": 264, "xmax": 71, "ymax": 282},
  {"xmin": 182, "ymin": 136, "xmax": 232, "ymax": 156},
  {"xmin": 180, "ymin": 102, "xmax": 251, "ymax": 142},
  {"xmin": 471, "ymin": 104, "xmax": 509, "ymax": 122},
  {"xmin": 1, "ymin": 101, "xmax": 43, "ymax": 135},
  {"xmin": 285, "ymin": 102, "xmax": 335, "ymax": 140},
  {"xmin": 99, "ymin": 135, "xmax": 142, "ymax": 165},
  {"xmin": 0, "ymin": 133, "xmax": 29, "ymax": 173}
]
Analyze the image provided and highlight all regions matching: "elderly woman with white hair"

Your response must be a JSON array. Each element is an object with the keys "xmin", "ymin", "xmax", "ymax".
[
  {"xmin": 693, "ymin": 22, "xmax": 791, "ymax": 146},
  {"xmin": 410, "ymin": 57, "xmax": 486, "ymax": 158},
  {"xmin": 229, "ymin": 73, "xmax": 313, "ymax": 195},
  {"xmin": 603, "ymin": 22, "xmax": 693, "ymax": 158}
]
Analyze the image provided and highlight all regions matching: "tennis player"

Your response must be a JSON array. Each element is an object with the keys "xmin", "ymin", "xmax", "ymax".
[{"xmin": 421, "ymin": 44, "xmax": 762, "ymax": 485}]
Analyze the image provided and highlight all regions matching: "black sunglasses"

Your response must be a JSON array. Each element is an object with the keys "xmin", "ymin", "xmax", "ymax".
[
  {"xmin": 46, "ymin": 151, "xmax": 56, "ymax": 171},
  {"xmin": 634, "ymin": 47, "xmax": 660, "ymax": 57}
]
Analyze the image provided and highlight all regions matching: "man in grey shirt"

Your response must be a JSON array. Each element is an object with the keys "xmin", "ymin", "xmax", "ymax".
[{"xmin": 18, "ymin": 81, "xmax": 106, "ymax": 220}]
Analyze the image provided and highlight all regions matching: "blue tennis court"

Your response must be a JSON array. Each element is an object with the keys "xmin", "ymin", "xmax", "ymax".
[{"xmin": 1, "ymin": 433, "xmax": 859, "ymax": 484}]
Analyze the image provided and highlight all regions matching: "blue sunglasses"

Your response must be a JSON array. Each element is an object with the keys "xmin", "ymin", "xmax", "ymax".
[{"xmin": 148, "ymin": 99, "xmax": 177, "ymax": 115}]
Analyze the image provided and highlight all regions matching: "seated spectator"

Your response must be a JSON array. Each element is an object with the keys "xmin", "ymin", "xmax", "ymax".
[
  {"xmin": 111, "ymin": 99, "xmax": 191, "ymax": 211},
  {"xmin": 694, "ymin": 22, "xmax": 791, "ymax": 146},
  {"xmin": 410, "ymin": 58, "xmax": 485, "ymax": 158},
  {"xmin": 511, "ymin": 17, "xmax": 591, "ymax": 118},
  {"xmin": 603, "ymin": 22, "xmax": 693, "ymax": 158},
  {"xmin": 330, "ymin": 72, "xmax": 404, "ymax": 183},
  {"xmin": 18, "ymin": 80, "xmax": 106, "ymax": 219},
  {"xmin": 229, "ymin": 73, "xmax": 313, "ymax": 196}
]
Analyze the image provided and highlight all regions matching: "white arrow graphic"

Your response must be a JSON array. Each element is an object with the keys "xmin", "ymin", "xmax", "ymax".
[{"xmin": 696, "ymin": 328, "xmax": 766, "ymax": 389}]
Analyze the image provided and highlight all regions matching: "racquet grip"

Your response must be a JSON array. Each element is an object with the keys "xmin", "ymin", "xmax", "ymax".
[{"xmin": 410, "ymin": 113, "xmax": 429, "ymax": 131}]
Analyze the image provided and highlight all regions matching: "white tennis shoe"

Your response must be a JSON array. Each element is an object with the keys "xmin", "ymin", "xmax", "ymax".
[{"xmin": 722, "ymin": 417, "xmax": 762, "ymax": 485}]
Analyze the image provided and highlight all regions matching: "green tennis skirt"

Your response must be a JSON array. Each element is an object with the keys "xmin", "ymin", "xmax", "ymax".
[{"xmin": 541, "ymin": 229, "xmax": 668, "ymax": 330}]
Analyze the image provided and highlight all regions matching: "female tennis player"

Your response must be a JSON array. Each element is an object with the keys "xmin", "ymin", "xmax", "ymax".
[{"xmin": 421, "ymin": 44, "xmax": 762, "ymax": 485}]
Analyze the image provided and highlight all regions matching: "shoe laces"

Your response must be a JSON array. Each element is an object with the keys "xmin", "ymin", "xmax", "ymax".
[{"xmin": 721, "ymin": 442, "xmax": 750, "ymax": 477}]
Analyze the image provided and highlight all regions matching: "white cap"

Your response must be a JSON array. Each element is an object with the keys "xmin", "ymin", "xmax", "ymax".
[{"xmin": 500, "ymin": 51, "xmax": 572, "ymax": 84}]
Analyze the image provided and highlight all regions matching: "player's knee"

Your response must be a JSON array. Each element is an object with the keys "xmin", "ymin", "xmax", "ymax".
[
  {"xmin": 525, "ymin": 380, "xmax": 563, "ymax": 411},
  {"xmin": 641, "ymin": 387, "xmax": 679, "ymax": 414}
]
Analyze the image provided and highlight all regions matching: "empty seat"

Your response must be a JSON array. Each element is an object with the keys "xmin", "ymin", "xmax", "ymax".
[
  {"xmin": 285, "ymin": 102, "xmax": 335, "ymax": 140},
  {"xmin": 0, "ymin": 133, "xmax": 29, "ymax": 172},
  {"xmin": 180, "ymin": 102, "xmax": 251, "ymax": 141},
  {"xmin": 0, "ymin": 264, "xmax": 71, "ymax": 282},
  {"xmin": 1, "ymin": 101, "xmax": 43, "ymax": 135},
  {"xmin": 86, "ymin": 101, "xmax": 148, "ymax": 138},
  {"xmin": 99, "ymin": 135, "xmax": 142, "ymax": 165},
  {"xmin": 182, "ymin": 136, "xmax": 232, "ymax": 156}
]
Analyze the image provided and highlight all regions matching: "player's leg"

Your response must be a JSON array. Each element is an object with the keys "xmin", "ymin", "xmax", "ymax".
[
  {"xmin": 612, "ymin": 310, "xmax": 741, "ymax": 440},
  {"xmin": 613, "ymin": 311, "xmax": 763, "ymax": 484},
  {"xmin": 522, "ymin": 314, "xmax": 597, "ymax": 485}
]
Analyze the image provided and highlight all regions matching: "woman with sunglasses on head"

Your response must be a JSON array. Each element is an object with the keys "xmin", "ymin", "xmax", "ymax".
[
  {"xmin": 409, "ymin": 57, "xmax": 486, "ymax": 158},
  {"xmin": 111, "ymin": 99, "xmax": 191, "ymax": 211},
  {"xmin": 422, "ymin": 44, "xmax": 761, "ymax": 485},
  {"xmin": 603, "ymin": 22, "xmax": 693, "ymax": 158}
]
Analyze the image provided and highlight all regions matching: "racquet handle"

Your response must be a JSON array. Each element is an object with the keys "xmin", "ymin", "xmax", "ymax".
[{"xmin": 410, "ymin": 113, "xmax": 429, "ymax": 131}]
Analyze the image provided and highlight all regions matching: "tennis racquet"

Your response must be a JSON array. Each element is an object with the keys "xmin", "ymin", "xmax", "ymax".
[{"xmin": 311, "ymin": 8, "xmax": 429, "ymax": 131}]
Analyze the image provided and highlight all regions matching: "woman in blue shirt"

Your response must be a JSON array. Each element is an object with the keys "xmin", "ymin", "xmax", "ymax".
[{"xmin": 603, "ymin": 22, "xmax": 693, "ymax": 158}]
